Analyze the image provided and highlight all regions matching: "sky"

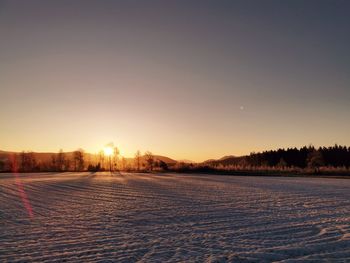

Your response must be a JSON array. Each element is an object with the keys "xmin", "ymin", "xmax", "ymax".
[{"xmin": 1, "ymin": 0, "xmax": 350, "ymax": 162}]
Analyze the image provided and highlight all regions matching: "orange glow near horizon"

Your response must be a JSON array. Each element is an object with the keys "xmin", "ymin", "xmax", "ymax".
[{"xmin": 103, "ymin": 146, "xmax": 113, "ymax": 156}]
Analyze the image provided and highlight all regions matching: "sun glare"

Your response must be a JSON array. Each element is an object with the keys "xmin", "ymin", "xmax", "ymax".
[{"xmin": 104, "ymin": 146, "xmax": 113, "ymax": 156}]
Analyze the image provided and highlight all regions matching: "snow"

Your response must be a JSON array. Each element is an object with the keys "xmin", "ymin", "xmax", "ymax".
[{"xmin": 1, "ymin": 172, "xmax": 349, "ymax": 262}]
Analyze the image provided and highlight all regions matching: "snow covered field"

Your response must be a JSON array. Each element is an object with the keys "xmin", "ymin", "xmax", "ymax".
[{"xmin": 1, "ymin": 172, "xmax": 349, "ymax": 262}]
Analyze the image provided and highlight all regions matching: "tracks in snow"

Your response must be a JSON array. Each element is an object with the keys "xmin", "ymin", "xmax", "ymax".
[{"xmin": 0, "ymin": 172, "xmax": 349, "ymax": 262}]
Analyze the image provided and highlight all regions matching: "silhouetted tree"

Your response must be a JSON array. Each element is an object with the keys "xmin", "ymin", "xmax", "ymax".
[
  {"xmin": 88, "ymin": 162, "xmax": 101, "ymax": 172},
  {"xmin": 20, "ymin": 151, "xmax": 26, "ymax": 172},
  {"xmin": 159, "ymin": 160, "xmax": 168, "ymax": 171},
  {"xmin": 134, "ymin": 150, "xmax": 141, "ymax": 171},
  {"xmin": 99, "ymin": 150, "xmax": 105, "ymax": 170},
  {"xmin": 65, "ymin": 158, "xmax": 71, "ymax": 171},
  {"xmin": 145, "ymin": 151, "xmax": 154, "ymax": 171},
  {"xmin": 57, "ymin": 149, "xmax": 66, "ymax": 171},
  {"xmin": 51, "ymin": 154, "xmax": 57, "ymax": 171},
  {"xmin": 113, "ymin": 147, "xmax": 119, "ymax": 171},
  {"xmin": 307, "ymin": 149, "xmax": 324, "ymax": 173},
  {"xmin": 0, "ymin": 159, "xmax": 4, "ymax": 171},
  {"xmin": 73, "ymin": 149, "xmax": 85, "ymax": 171},
  {"xmin": 207, "ymin": 144, "xmax": 350, "ymax": 170},
  {"xmin": 20, "ymin": 151, "xmax": 37, "ymax": 172},
  {"xmin": 277, "ymin": 158, "xmax": 287, "ymax": 168},
  {"xmin": 7, "ymin": 154, "xmax": 18, "ymax": 172}
]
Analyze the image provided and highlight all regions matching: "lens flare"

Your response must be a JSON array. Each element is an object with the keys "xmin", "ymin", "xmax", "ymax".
[
  {"xmin": 104, "ymin": 146, "xmax": 113, "ymax": 156},
  {"xmin": 11, "ymin": 154, "xmax": 33, "ymax": 218}
]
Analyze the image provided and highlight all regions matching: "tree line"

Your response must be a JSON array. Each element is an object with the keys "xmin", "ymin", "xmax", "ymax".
[
  {"xmin": 0, "ymin": 149, "xmax": 168, "ymax": 173},
  {"xmin": 1, "ymin": 144, "xmax": 350, "ymax": 174},
  {"xmin": 205, "ymin": 145, "xmax": 350, "ymax": 172}
]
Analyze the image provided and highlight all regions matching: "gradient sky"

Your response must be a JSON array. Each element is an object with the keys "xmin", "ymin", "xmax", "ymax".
[{"xmin": 1, "ymin": 0, "xmax": 350, "ymax": 161}]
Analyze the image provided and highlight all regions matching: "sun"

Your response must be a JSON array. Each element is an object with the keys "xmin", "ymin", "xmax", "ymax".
[{"xmin": 104, "ymin": 146, "xmax": 113, "ymax": 156}]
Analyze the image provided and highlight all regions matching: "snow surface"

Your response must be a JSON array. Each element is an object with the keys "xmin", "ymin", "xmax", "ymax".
[{"xmin": 1, "ymin": 172, "xmax": 349, "ymax": 262}]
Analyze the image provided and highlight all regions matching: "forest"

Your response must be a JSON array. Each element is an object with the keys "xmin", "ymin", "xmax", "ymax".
[{"xmin": 206, "ymin": 145, "xmax": 350, "ymax": 169}]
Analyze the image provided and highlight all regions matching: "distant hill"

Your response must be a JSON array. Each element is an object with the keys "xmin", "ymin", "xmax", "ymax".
[
  {"xmin": 124, "ymin": 155, "xmax": 177, "ymax": 165},
  {"xmin": 152, "ymin": 155, "xmax": 177, "ymax": 165},
  {"xmin": 203, "ymin": 155, "xmax": 245, "ymax": 166},
  {"xmin": 203, "ymin": 159, "xmax": 216, "ymax": 163},
  {"xmin": 218, "ymin": 155, "xmax": 236, "ymax": 161},
  {"xmin": 177, "ymin": 159, "xmax": 195, "ymax": 164}
]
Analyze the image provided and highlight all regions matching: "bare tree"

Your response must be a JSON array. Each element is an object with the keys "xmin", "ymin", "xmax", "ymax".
[
  {"xmin": 57, "ymin": 149, "xmax": 66, "ymax": 171},
  {"xmin": 7, "ymin": 154, "xmax": 18, "ymax": 172},
  {"xmin": 20, "ymin": 151, "xmax": 37, "ymax": 172},
  {"xmin": 121, "ymin": 157, "xmax": 127, "ymax": 171},
  {"xmin": 134, "ymin": 150, "xmax": 141, "ymax": 171},
  {"xmin": 20, "ymin": 151, "xmax": 26, "ymax": 172},
  {"xmin": 73, "ymin": 149, "xmax": 85, "ymax": 171},
  {"xmin": 65, "ymin": 158, "xmax": 71, "ymax": 171},
  {"xmin": 144, "ymin": 151, "xmax": 154, "ymax": 171},
  {"xmin": 158, "ymin": 160, "xmax": 168, "ymax": 171},
  {"xmin": 0, "ymin": 159, "xmax": 4, "ymax": 171},
  {"xmin": 113, "ymin": 147, "xmax": 120, "ymax": 171},
  {"xmin": 99, "ymin": 150, "xmax": 105, "ymax": 170},
  {"xmin": 51, "ymin": 154, "xmax": 57, "ymax": 171}
]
